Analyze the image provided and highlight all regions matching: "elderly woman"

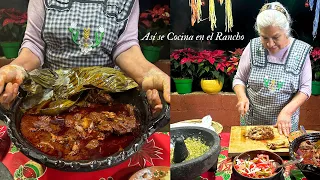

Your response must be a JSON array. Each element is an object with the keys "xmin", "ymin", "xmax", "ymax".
[
  {"xmin": 233, "ymin": 2, "xmax": 312, "ymax": 136},
  {"xmin": 0, "ymin": 0, "xmax": 170, "ymax": 111}
]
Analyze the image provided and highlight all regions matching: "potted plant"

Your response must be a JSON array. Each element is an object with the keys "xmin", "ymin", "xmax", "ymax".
[
  {"xmin": 170, "ymin": 48, "xmax": 198, "ymax": 94},
  {"xmin": 311, "ymin": 47, "xmax": 320, "ymax": 95},
  {"xmin": 197, "ymin": 49, "xmax": 229, "ymax": 94},
  {"xmin": 139, "ymin": 5, "xmax": 170, "ymax": 63},
  {"xmin": 0, "ymin": 8, "xmax": 27, "ymax": 59},
  {"xmin": 222, "ymin": 48, "xmax": 243, "ymax": 92}
]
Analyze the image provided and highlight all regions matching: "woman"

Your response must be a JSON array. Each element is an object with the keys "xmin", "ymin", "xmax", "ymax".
[
  {"xmin": 0, "ymin": 0, "xmax": 170, "ymax": 111},
  {"xmin": 233, "ymin": 2, "xmax": 312, "ymax": 136}
]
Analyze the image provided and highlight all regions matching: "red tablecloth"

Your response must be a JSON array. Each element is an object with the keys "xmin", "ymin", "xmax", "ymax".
[
  {"xmin": 0, "ymin": 125, "xmax": 308, "ymax": 180},
  {"xmin": 1, "ymin": 127, "xmax": 170, "ymax": 180}
]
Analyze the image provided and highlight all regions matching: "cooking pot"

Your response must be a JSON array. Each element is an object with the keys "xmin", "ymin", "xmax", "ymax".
[
  {"xmin": 289, "ymin": 133, "xmax": 320, "ymax": 180},
  {"xmin": 0, "ymin": 88, "xmax": 170, "ymax": 172}
]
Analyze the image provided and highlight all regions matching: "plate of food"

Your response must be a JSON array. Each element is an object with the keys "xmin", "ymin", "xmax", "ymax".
[{"xmin": 129, "ymin": 166, "xmax": 170, "ymax": 180}]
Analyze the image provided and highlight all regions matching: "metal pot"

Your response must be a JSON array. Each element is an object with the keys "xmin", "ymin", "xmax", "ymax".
[{"xmin": 0, "ymin": 88, "xmax": 170, "ymax": 172}]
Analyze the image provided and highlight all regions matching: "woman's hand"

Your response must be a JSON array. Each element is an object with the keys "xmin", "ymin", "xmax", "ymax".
[
  {"xmin": 236, "ymin": 96, "xmax": 249, "ymax": 116},
  {"xmin": 142, "ymin": 68, "xmax": 170, "ymax": 112},
  {"xmin": 0, "ymin": 65, "xmax": 27, "ymax": 109},
  {"xmin": 274, "ymin": 111, "xmax": 292, "ymax": 136}
]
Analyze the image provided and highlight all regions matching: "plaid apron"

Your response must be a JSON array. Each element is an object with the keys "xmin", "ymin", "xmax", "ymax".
[
  {"xmin": 241, "ymin": 38, "xmax": 312, "ymax": 131},
  {"xmin": 42, "ymin": 0, "xmax": 134, "ymax": 69}
]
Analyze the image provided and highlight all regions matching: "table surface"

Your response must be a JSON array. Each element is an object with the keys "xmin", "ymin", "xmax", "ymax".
[{"xmin": 0, "ymin": 125, "xmax": 307, "ymax": 180}]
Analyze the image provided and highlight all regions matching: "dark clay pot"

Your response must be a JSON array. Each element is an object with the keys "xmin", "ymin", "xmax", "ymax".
[
  {"xmin": 232, "ymin": 150, "xmax": 284, "ymax": 180},
  {"xmin": 290, "ymin": 133, "xmax": 320, "ymax": 180},
  {"xmin": 170, "ymin": 126, "xmax": 221, "ymax": 180},
  {"xmin": 0, "ymin": 88, "xmax": 170, "ymax": 172}
]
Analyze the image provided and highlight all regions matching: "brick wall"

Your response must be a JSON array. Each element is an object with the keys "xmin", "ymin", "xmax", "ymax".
[{"xmin": 171, "ymin": 92, "xmax": 320, "ymax": 132}]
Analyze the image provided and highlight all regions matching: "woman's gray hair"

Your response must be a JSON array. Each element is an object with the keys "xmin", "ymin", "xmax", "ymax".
[{"xmin": 254, "ymin": 2, "xmax": 292, "ymax": 37}]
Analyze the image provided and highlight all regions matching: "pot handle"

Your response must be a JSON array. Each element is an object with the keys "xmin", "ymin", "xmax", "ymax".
[
  {"xmin": 0, "ymin": 89, "xmax": 24, "ymax": 124},
  {"xmin": 147, "ymin": 91, "xmax": 170, "ymax": 134}
]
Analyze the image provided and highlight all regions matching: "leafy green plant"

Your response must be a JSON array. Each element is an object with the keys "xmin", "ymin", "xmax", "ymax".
[
  {"xmin": 139, "ymin": 5, "xmax": 170, "ymax": 47},
  {"xmin": 311, "ymin": 47, "xmax": 320, "ymax": 81},
  {"xmin": 0, "ymin": 8, "xmax": 27, "ymax": 42},
  {"xmin": 170, "ymin": 48, "xmax": 198, "ymax": 79}
]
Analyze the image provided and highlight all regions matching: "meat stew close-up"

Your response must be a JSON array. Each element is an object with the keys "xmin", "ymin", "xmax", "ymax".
[{"xmin": 20, "ymin": 90, "xmax": 140, "ymax": 161}]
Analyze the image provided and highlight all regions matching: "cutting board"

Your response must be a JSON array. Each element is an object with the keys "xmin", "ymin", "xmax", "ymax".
[{"xmin": 228, "ymin": 126, "xmax": 289, "ymax": 157}]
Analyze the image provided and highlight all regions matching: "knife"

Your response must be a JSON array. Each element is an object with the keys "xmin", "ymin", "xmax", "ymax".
[{"xmin": 300, "ymin": 125, "xmax": 307, "ymax": 134}]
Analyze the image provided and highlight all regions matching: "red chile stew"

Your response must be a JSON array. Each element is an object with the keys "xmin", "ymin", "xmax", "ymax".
[
  {"xmin": 20, "ymin": 102, "xmax": 140, "ymax": 161},
  {"xmin": 296, "ymin": 140, "xmax": 320, "ymax": 168}
]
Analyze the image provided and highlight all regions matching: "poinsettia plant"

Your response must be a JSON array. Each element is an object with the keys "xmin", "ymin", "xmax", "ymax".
[
  {"xmin": 0, "ymin": 8, "xmax": 27, "ymax": 42},
  {"xmin": 170, "ymin": 48, "xmax": 198, "ymax": 79},
  {"xmin": 226, "ymin": 48, "xmax": 243, "ymax": 75},
  {"xmin": 311, "ymin": 47, "xmax": 320, "ymax": 80},
  {"xmin": 196, "ymin": 50, "xmax": 228, "ymax": 84},
  {"xmin": 139, "ymin": 5, "xmax": 170, "ymax": 47}
]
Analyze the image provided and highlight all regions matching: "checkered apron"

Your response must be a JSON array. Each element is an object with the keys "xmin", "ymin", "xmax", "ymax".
[
  {"xmin": 241, "ymin": 38, "xmax": 312, "ymax": 132},
  {"xmin": 42, "ymin": 0, "xmax": 134, "ymax": 69}
]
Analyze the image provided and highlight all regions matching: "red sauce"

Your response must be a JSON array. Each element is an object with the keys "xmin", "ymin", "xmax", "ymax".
[
  {"xmin": 297, "ymin": 140, "xmax": 320, "ymax": 168},
  {"xmin": 20, "ymin": 103, "xmax": 140, "ymax": 161}
]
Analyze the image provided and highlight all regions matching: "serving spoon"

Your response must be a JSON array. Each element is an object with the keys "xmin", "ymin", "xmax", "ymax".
[{"xmin": 273, "ymin": 158, "xmax": 304, "ymax": 170}]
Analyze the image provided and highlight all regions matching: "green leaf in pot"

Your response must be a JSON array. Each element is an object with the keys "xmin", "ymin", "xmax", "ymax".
[
  {"xmin": 38, "ymin": 99, "xmax": 77, "ymax": 115},
  {"xmin": 53, "ymin": 66, "xmax": 138, "ymax": 99},
  {"xmin": 20, "ymin": 66, "xmax": 138, "ymax": 115}
]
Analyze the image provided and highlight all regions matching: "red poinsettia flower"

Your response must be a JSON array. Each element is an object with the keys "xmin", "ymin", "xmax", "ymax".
[
  {"xmin": 311, "ymin": 47, "xmax": 320, "ymax": 61},
  {"xmin": 0, "ymin": 8, "xmax": 27, "ymax": 42}
]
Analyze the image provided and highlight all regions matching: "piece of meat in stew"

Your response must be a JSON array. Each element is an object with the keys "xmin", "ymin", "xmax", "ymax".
[{"xmin": 20, "ymin": 93, "xmax": 140, "ymax": 161}]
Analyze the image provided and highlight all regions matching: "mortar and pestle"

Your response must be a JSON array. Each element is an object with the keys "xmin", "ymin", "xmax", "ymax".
[{"xmin": 170, "ymin": 126, "xmax": 221, "ymax": 180}]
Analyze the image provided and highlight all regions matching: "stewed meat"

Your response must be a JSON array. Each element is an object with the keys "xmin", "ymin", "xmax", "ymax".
[
  {"xmin": 20, "ymin": 95, "xmax": 140, "ymax": 161},
  {"xmin": 246, "ymin": 126, "xmax": 275, "ymax": 140}
]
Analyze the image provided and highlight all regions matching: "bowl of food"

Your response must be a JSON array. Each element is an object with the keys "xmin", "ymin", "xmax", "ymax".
[
  {"xmin": 0, "ymin": 67, "xmax": 170, "ymax": 172},
  {"xmin": 288, "ymin": 130, "xmax": 319, "ymax": 142},
  {"xmin": 232, "ymin": 150, "xmax": 284, "ymax": 180},
  {"xmin": 129, "ymin": 166, "xmax": 170, "ymax": 180},
  {"xmin": 289, "ymin": 133, "xmax": 320, "ymax": 180},
  {"xmin": 170, "ymin": 126, "xmax": 221, "ymax": 180}
]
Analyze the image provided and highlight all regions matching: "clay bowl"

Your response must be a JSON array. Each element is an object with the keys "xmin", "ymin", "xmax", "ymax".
[
  {"xmin": 170, "ymin": 126, "xmax": 221, "ymax": 180},
  {"xmin": 232, "ymin": 150, "xmax": 284, "ymax": 180},
  {"xmin": 289, "ymin": 133, "xmax": 320, "ymax": 180}
]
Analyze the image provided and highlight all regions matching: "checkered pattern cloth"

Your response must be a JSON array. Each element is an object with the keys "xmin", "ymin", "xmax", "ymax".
[
  {"xmin": 43, "ymin": 0, "xmax": 134, "ymax": 69},
  {"xmin": 242, "ymin": 38, "xmax": 312, "ymax": 131}
]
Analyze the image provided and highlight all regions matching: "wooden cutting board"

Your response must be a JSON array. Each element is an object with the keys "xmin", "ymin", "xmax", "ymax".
[{"xmin": 228, "ymin": 126, "xmax": 289, "ymax": 157}]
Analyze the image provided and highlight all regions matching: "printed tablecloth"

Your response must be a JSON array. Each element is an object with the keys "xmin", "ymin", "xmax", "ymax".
[
  {"xmin": 1, "ymin": 127, "xmax": 170, "ymax": 180},
  {"xmin": 0, "ymin": 125, "xmax": 308, "ymax": 180}
]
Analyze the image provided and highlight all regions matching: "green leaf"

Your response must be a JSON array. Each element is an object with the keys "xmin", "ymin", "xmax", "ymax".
[
  {"xmin": 219, "ymin": 76, "xmax": 225, "ymax": 84},
  {"xmin": 174, "ymin": 61, "xmax": 179, "ymax": 69},
  {"xmin": 205, "ymin": 66, "xmax": 210, "ymax": 72},
  {"xmin": 187, "ymin": 69, "xmax": 192, "ymax": 77},
  {"xmin": 222, "ymin": 173, "xmax": 231, "ymax": 180},
  {"xmin": 212, "ymin": 71, "xmax": 219, "ymax": 78},
  {"xmin": 199, "ymin": 70, "xmax": 205, "ymax": 77},
  {"xmin": 215, "ymin": 171, "xmax": 224, "ymax": 176},
  {"xmin": 290, "ymin": 169, "xmax": 305, "ymax": 179}
]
